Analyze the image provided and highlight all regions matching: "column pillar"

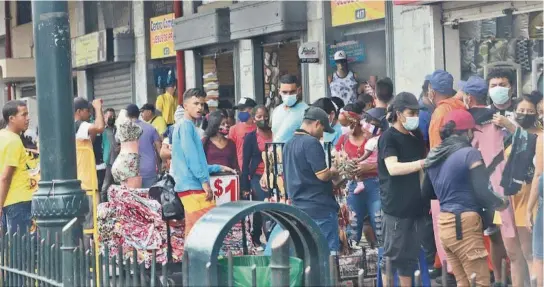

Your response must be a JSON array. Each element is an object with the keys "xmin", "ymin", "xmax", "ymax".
[
  {"xmin": 392, "ymin": 4, "xmax": 444, "ymax": 94},
  {"xmin": 182, "ymin": 1, "xmax": 198, "ymax": 90},
  {"xmin": 237, "ymin": 39, "xmax": 263, "ymax": 102},
  {"xmin": 133, "ymin": 0, "xmax": 148, "ymax": 106},
  {"xmin": 32, "ymin": 0, "xmax": 87, "ymax": 248},
  {"xmin": 305, "ymin": 1, "xmax": 329, "ymax": 103}
]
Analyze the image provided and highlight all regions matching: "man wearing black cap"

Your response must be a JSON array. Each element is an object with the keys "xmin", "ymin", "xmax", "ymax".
[
  {"xmin": 140, "ymin": 103, "xmax": 167, "ymax": 137},
  {"xmin": 230, "ymin": 97, "xmax": 258, "ymax": 168},
  {"xmin": 377, "ymin": 92, "xmax": 427, "ymax": 285},
  {"xmin": 73, "ymin": 97, "xmax": 105, "ymax": 198},
  {"xmin": 283, "ymin": 106, "xmax": 340, "ymax": 253}
]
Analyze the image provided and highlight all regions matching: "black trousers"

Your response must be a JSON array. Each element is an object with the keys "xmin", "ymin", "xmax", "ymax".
[{"xmin": 100, "ymin": 166, "xmax": 114, "ymax": 202}]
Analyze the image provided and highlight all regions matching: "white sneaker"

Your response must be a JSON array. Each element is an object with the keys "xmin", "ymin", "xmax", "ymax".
[{"xmin": 349, "ymin": 240, "xmax": 362, "ymax": 250}]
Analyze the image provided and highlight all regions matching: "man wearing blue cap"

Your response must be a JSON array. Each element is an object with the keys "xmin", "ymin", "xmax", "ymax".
[
  {"xmin": 464, "ymin": 76, "xmax": 510, "ymax": 284},
  {"xmin": 428, "ymin": 70, "xmax": 466, "ymax": 148}
]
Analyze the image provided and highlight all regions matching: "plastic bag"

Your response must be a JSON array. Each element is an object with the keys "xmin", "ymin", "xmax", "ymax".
[{"xmin": 218, "ymin": 256, "xmax": 303, "ymax": 287}]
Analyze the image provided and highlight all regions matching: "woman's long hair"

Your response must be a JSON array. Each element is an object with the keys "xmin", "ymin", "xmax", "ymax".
[{"xmin": 204, "ymin": 111, "xmax": 225, "ymax": 138}]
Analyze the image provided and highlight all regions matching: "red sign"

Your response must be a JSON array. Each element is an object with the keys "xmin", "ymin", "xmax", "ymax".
[{"xmin": 211, "ymin": 174, "xmax": 239, "ymax": 205}]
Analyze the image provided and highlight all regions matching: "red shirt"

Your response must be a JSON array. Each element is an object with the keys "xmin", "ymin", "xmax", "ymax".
[
  {"xmin": 255, "ymin": 131, "xmax": 272, "ymax": 175},
  {"xmin": 335, "ymin": 134, "xmax": 366, "ymax": 159},
  {"xmin": 229, "ymin": 122, "xmax": 257, "ymax": 168}
]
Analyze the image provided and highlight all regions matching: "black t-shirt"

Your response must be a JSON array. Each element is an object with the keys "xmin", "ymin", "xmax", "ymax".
[
  {"xmin": 283, "ymin": 130, "xmax": 339, "ymax": 219},
  {"xmin": 377, "ymin": 126, "xmax": 428, "ymax": 218}
]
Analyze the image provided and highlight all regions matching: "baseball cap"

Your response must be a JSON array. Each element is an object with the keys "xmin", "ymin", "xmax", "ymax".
[
  {"xmin": 304, "ymin": 106, "xmax": 335, "ymax": 133},
  {"xmin": 367, "ymin": 108, "xmax": 386, "ymax": 121},
  {"xmin": 443, "ymin": 109, "xmax": 479, "ymax": 131},
  {"xmin": 140, "ymin": 103, "xmax": 156, "ymax": 113},
  {"xmin": 391, "ymin": 92, "xmax": 420, "ymax": 110},
  {"xmin": 234, "ymin": 97, "xmax": 258, "ymax": 110},
  {"xmin": 424, "ymin": 74, "xmax": 432, "ymax": 81},
  {"xmin": 334, "ymin": 50, "xmax": 347, "ymax": 61},
  {"xmin": 126, "ymin": 104, "xmax": 140, "ymax": 117},
  {"xmin": 462, "ymin": 76, "xmax": 488, "ymax": 100},
  {"xmin": 429, "ymin": 70, "xmax": 454, "ymax": 96},
  {"xmin": 73, "ymin": 97, "xmax": 91, "ymax": 112}
]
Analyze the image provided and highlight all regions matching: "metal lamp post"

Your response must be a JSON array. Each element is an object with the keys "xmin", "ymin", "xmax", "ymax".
[{"xmin": 31, "ymin": 0, "xmax": 88, "ymax": 259}]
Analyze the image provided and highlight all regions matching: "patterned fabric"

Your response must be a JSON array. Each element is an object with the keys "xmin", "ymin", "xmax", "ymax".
[
  {"xmin": 330, "ymin": 71, "xmax": 358, "ymax": 105},
  {"xmin": 112, "ymin": 153, "xmax": 140, "ymax": 183},
  {"xmin": 116, "ymin": 120, "xmax": 143, "ymax": 143}
]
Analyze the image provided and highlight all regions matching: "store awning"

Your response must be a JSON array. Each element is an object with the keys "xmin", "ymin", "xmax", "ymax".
[{"xmin": 0, "ymin": 58, "xmax": 36, "ymax": 83}]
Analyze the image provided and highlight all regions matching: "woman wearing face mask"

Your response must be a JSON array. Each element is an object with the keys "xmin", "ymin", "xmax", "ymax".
[
  {"xmin": 422, "ymin": 109, "xmax": 509, "ymax": 286},
  {"xmin": 240, "ymin": 106, "xmax": 273, "ymax": 251},
  {"xmin": 492, "ymin": 93, "xmax": 542, "ymax": 287},
  {"xmin": 202, "ymin": 111, "xmax": 238, "ymax": 171}
]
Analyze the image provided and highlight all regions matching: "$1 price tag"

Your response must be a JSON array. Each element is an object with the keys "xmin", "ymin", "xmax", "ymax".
[{"xmin": 210, "ymin": 174, "xmax": 239, "ymax": 206}]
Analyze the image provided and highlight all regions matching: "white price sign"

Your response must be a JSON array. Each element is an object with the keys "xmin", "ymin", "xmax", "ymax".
[{"xmin": 210, "ymin": 174, "xmax": 239, "ymax": 205}]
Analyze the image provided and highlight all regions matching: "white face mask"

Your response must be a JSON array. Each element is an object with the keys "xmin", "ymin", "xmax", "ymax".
[
  {"xmin": 207, "ymin": 99, "xmax": 219, "ymax": 108},
  {"xmin": 402, "ymin": 116, "xmax": 419, "ymax": 131},
  {"xmin": 489, "ymin": 86, "xmax": 510, "ymax": 105}
]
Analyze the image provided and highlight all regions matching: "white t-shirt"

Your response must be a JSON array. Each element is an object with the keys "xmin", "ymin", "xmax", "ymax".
[
  {"xmin": 75, "ymin": 121, "xmax": 92, "ymax": 140},
  {"xmin": 364, "ymin": 136, "xmax": 379, "ymax": 152}
]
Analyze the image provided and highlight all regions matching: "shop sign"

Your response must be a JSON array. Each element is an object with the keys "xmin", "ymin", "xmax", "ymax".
[
  {"xmin": 71, "ymin": 30, "xmax": 109, "ymax": 68},
  {"xmin": 298, "ymin": 42, "xmax": 319, "ymax": 63},
  {"xmin": 211, "ymin": 174, "xmax": 239, "ymax": 205},
  {"xmin": 150, "ymin": 13, "xmax": 175, "ymax": 59},
  {"xmin": 330, "ymin": 0, "xmax": 385, "ymax": 27},
  {"xmin": 327, "ymin": 41, "xmax": 365, "ymax": 67}
]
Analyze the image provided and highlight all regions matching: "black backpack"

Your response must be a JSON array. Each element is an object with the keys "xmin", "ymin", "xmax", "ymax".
[{"xmin": 149, "ymin": 173, "xmax": 185, "ymax": 221}]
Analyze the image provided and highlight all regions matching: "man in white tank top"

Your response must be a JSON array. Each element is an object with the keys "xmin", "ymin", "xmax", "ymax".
[{"xmin": 328, "ymin": 50, "xmax": 360, "ymax": 105}]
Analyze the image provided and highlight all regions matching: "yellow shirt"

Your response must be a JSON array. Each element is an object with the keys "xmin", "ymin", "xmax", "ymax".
[
  {"xmin": 147, "ymin": 116, "xmax": 167, "ymax": 136},
  {"xmin": 155, "ymin": 92, "xmax": 177, "ymax": 125},
  {"xmin": 0, "ymin": 129, "xmax": 31, "ymax": 207}
]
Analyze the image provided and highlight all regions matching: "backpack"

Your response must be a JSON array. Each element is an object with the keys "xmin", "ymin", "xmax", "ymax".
[{"xmin": 149, "ymin": 173, "xmax": 185, "ymax": 221}]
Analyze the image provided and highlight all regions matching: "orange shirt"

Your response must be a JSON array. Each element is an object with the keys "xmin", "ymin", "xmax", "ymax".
[
  {"xmin": 228, "ymin": 122, "xmax": 257, "ymax": 169},
  {"xmin": 429, "ymin": 97, "xmax": 466, "ymax": 148}
]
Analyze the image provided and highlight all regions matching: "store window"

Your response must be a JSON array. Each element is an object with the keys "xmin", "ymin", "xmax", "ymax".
[
  {"xmin": 327, "ymin": 31, "xmax": 387, "ymax": 88},
  {"xmin": 202, "ymin": 53, "xmax": 235, "ymax": 106},
  {"xmin": 458, "ymin": 11, "xmax": 543, "ymax": 93},
  {"xmin": 262, "ymin": 42, "xmax": 301, "ymax": 109},
  {"xmin": 16, "ymin": 1, "xmax": 32, "ymax": 25}
]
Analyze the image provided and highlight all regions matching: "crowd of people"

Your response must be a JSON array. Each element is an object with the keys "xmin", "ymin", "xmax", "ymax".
[{"xmin": 0, "ymin": 49, "xmax": 542, "ymax": 286}]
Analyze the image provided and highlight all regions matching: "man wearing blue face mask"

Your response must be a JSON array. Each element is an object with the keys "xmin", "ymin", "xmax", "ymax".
[
  {"xmin": 271, "ymin": 74, "xmax": 309, "ymax": 143},
  {"xmin": 229, "ymin": 97, "xmax": 258, "ymax": 169},
  {"xmin": 487, "ymin": 69, "xmax": 516, "ymax": 118}
]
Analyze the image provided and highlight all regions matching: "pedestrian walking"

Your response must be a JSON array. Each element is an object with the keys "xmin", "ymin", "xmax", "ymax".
[
  {"xmin": 156, "ymin": 82, "xmax": 177, "ymax": 126},
  {"xmin": 229, "ymin": 97, "xmax": 257, "ymax": 169},
  {"xmin": 101, "ymin": 108, "xmax": 119, "ymax": 201}
]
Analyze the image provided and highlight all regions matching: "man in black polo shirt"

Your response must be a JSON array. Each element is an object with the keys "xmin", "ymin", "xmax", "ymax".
[{"xmin": 283, "ymin": 106, "xmax": 340, "ymax": 253}]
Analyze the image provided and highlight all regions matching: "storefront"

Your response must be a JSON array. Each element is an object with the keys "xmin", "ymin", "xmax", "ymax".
[
  {"xmin": 442, "ymin": 1, "xmax": 543, "ymax": 94},
  {"xmin": 149, "ymin": 6, "xmax": 176, "ymax": 104},
  {"xmin": 328, "ymin": 1, "xmax": 388, "ymax": 85},
  {"xmin": 72, "ymin": 28, "xmax": 135, "ymax": 111}
]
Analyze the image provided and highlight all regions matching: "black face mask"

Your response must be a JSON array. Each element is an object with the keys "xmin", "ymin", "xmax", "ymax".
[
  {"xmin": 107, "ymin": 117, "xmax": 116, "ymax": 127},
  {"xmin": 255, "ymin": 120, "xmax": 270, "ymax": 130},
  {"xmin": 515, "ymin": 114, "xmax": 537, "ymax": 129}
]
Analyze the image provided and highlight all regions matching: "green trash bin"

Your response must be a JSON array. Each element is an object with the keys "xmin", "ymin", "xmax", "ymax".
[{"xmin": 218, "ymin": 255, "xmax": 303, "ymax": 287}]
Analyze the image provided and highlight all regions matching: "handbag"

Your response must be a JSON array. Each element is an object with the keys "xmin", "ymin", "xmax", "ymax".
[{"xmin": 149, "ymin": 173, "xmax": 185, "ymax": 221}]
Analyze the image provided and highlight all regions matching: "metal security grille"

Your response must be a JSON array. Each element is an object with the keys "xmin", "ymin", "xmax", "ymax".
[{"xmin": 92, "ymin": 64, "xmax": 133, "ymax": 112}]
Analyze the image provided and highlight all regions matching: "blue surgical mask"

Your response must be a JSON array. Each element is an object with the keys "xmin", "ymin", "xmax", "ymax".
[
  {"xmin": 489, "ymin": 86, "xmax": 510, "ymax": 105},
  {"xmin": 238, "ymin": 111, "xmax": 251, "ymax": 122},
  {"xmin": 282, "ymin": 94, "xmax": 298, "ymax": 107},
  {"xmin": 402, "ymin": 116, "xmax": 419, "ymax": 131}
]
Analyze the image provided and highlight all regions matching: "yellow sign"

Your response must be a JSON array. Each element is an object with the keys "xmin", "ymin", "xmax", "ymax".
[
  {"xmin": 71, "ymin": 30, "xmax": 107, "ymax": 68},
  {"xmin": 331, "ymin": 0, "xmax": 385, "ymax": 27},
  {"xmin": 150, "ymin": 13, "xmax": 175, "ymax": 59}
]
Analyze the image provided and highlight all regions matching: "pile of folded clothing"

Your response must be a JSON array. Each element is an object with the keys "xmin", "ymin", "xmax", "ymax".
[{"xmin": 97, "ymin": 185, "xmax": 184, "ymax": 267}]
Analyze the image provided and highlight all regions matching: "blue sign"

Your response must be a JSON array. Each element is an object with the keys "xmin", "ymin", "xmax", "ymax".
[{"xmin": 327, "ymin": 40, "xmax": 365, "ymax": 67}]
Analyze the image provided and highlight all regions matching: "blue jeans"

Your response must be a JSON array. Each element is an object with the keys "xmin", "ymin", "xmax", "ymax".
[
  {"xmin": 533, "ymin": 175, "xmax": 543, "ymax": 260},
  {"xmin": 3, "ymin": 201, "xmax": 32, "ymax": 234},
  {"xmin": 346, "ymin": 177, "xmax": 381, "ymax": 242},
  {"xmin": 264, "ymin": 211, "xmax": 340, "ymax": 255},
  {"xmin": 250, "ymin": 175, "xmax": 267, "ymax": 244}
]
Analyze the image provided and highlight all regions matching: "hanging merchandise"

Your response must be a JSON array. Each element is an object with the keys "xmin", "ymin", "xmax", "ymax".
[
  {"xmin": 459, "ymin": 21, "xmax": 482, "ymax": 41},
  {"xmin": 529, "ymin": 12, "xmax": 543, "ymax": 39},
  {"xmin": 264, "ymin": 51, "xmax": 281, "ymax": 110},
  {"xmin": 516, "ymin": 39, "xmax": 532, "ymax": 71}
]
